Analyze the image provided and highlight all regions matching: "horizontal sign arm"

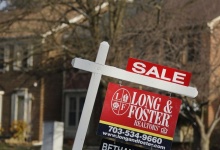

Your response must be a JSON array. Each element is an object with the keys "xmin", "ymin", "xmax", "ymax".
[{"xmin": 72, "ymin": 58, "xmax": 198, "ymax": 98}]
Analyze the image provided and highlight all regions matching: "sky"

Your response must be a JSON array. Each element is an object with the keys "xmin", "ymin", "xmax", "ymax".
[{"xmin": 0, "ymin": 0, "xmax": 7, "ymax": 10}]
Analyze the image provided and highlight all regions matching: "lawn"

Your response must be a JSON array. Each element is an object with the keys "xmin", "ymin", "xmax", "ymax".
[
  {"xmin": 0, "ymin": 142, "xmax": 40, "ymax": 150},
  {"xmin": 0, "ymin": 142, "xmax": 73, "ymax": 150}
]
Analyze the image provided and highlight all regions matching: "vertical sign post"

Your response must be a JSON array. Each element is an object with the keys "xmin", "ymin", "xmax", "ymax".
[{"xmin": 72, "ymin": 42, "xmax": 109, "ymax": 150}]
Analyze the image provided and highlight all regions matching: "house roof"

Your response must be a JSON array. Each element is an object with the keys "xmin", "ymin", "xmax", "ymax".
[{"xmin": 208, "ymin": 16, "xmax": 220, "ymax": 31}]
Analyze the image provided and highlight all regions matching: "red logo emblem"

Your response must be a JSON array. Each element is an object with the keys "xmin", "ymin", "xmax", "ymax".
[{"xmin": 111, "ymin": 88, "xmax": 131, "ymax": 115}]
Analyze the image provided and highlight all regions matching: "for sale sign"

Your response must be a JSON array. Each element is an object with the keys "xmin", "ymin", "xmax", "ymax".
[
  {"xmin": 126, "ymin": 58, "xmax": 191, "ymax": 86},
  {"xmin": 97, "ymin": 83, "xmax": 182, "ymax": 150}
]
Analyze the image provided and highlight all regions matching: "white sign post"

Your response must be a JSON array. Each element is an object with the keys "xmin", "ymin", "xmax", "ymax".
[
  {"xmin": 71, "ymin": 41, "xmax": 198, "ymax": 150},
  {"xmin": 71, "ymin": 41, "xmax": 109, "ymax": 150}
]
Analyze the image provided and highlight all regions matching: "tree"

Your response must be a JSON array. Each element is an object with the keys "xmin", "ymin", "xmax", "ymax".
[
  {"xmin": 181, "ymin": 97, "xmax": 220, "ymax": 150},
  {"xmin": 113, "ymin": 1, "xmax": 220, "ymax": 150},
  {"xmin": 179, "ymin": 21, "xmax": 220, "ymax": 150}
]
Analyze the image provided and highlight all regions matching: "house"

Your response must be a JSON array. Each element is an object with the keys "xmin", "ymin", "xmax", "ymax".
[
  {"xmin": 0, "ymin": 1, "xmax": 110, "ymax": 146},
  {"xmin": 0, "ymin": 0, "xmax": 220, "ymax": 149}
]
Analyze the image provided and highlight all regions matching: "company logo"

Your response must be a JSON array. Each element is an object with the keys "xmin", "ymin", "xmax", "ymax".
[
  {"xmin": 161, "ymin": 127, "xmax": 168, "ymax": 134},
  {"xmin": 111, "ymin": 88, "xmax": 131, "ymax": 115}
]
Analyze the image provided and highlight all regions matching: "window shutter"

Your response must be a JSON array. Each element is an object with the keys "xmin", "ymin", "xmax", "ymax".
[{"xmin": 11, "ymin": 94, "xmax": 17, "ymax": 122}]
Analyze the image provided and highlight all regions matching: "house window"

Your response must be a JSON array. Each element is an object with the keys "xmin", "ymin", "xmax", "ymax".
[
  {"xmin": 182, "ymin": 33, "xmax": 200, "ymax": 64},
  {"xmin": 0, "ymin": 47, "xmax": 4, "ymax": 70},
  {"xmin": 64, "ymin": 91, "xmax": 86, "ymax": 137},
  {"xmin": 13, "ymin": 44, "xmax": 33, "ymax": 71},
  {"xmin": 17, "ymin": 95, "xmax": 25, "ymax": 120},
  {"xmin": 11, "ymin": 89, "xmax": 32, "ymax": 123},
  {"xmin": 66, "ymin": 93, "xmax": 85, "ymax": 127},
  {"xmin": 187, "ymin": 34, "xmax": 200, "ymax": 62},
  {"xmin": 0, "ymin": 42, "xmax": 33, "ymax": 71},
  {"xmin": 0, "ymin": 46, "xmax": 10, "ymax": 72}
]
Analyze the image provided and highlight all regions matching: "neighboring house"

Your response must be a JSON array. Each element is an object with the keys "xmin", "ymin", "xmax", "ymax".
[
  {"xmin": 0, "ymin": 1, "xmax": 109, "ymax": 145},
  {"xmin": 0, "ymin": 36, "xmax": 63, "ymax": 140}
]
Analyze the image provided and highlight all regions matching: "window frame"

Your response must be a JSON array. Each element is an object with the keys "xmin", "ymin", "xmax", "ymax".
[
  {"xmin": 64, "ymin": 90, "xmax": 86, "ymax": 138},
  {"xmin": 11, "ymin": 88, "xmax": 32, "ymax": 124},
  {"xmin": 0, "ymin": 45, "xmax": 10, "ymax": 72},
  {"xmin": 13, "ymin": 44, "xmax": 33, "ymax": 71}
]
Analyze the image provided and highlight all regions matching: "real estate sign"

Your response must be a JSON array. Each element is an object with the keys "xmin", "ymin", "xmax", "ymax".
[
  {"xmin": 72, "ymin": 42, "xmax": 197, "ymax": 150},
  {"xmin": 97, "ymin": 83, "xmax": 182, "ymax": 150}
]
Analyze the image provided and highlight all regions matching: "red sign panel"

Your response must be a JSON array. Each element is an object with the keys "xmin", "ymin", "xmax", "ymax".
[
  {"xmin": 126, "ymin": 58, "xmax": 192, "ymax": 86},
  {"xmin": 97, "ymin": 83, "xmax": 182, "ymax": 150}
]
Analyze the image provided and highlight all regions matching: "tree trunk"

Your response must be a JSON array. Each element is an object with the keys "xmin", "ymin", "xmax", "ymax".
[{"xmin": 200, "ymin": 137, "xmax": 210, "ymax": 150}]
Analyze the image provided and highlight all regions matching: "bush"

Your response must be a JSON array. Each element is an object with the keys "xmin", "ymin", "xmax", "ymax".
[
  {"xmin": 0, "ymin": 124, "xmax": 4, "ymax": 136},
  {"xmin": 10, "ymin": 121, "xmax": 29, "ymax": 142}
]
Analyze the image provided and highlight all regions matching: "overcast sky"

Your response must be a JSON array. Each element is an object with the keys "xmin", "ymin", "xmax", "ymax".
[{"xmin": 0, "ymin": 1, "xmax": 7, "ymax": 10}]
